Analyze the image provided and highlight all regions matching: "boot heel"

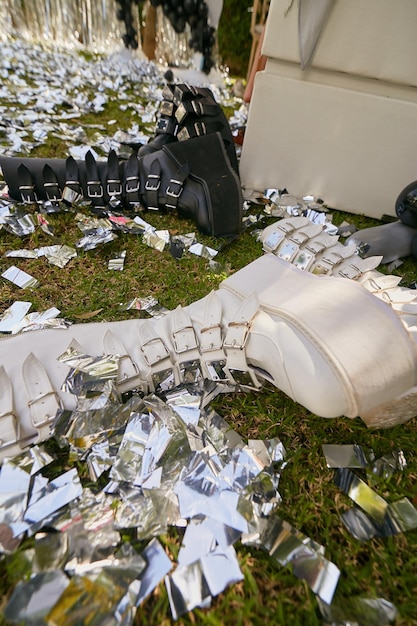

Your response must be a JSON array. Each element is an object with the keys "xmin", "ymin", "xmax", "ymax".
[{"xmin": 361, "ymin": 386, "xmax": 417, "ymax": 428}]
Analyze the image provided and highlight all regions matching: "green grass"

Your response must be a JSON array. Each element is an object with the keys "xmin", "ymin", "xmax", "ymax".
[{"xmin": 1, "ymin": 46, "xmax": 417, "ymax": 626}]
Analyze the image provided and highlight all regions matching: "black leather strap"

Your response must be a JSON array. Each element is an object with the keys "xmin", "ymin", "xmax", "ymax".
[
  {"xmin": 17, "ymin": 164, "xmax": 37, "ymax": 203},
  {"xmin": 64, "ymin": 156, "xmax": 81, "ymax": 193},
  {"xmin": 124, "ymin": 153, "xmax": 141, "ymax": 204},
  {"xmin": 175, "ymin": 99, "xmax": 220, "ymax": 124},
  {"xmin": 106, "ymin": 149, "xmax": 122, "ymax": 198},
  {"xmin": 85, "ymin": 150, "xmax": 104, "ymax": 202},
  {"xmin": 177, "ymin": 120, "xmax": 224, "ymax": 142},
  {"xmin": 165, "ymin": 162, "xmax": 190, "ymax": 210},
  {"xmin": 173, "ymin": 84, "xmax": 213, "ymax": 106},
  {"xmin": 62, "ymin": 156, "xmax": 83, "ymax": 204},
  {"xmin": 42, "ymin": 164, "xmax": 62, "ymax": 201},
  {"xmin": 144, "ymin": 158, "xmax": 161, "ymax": 210}
]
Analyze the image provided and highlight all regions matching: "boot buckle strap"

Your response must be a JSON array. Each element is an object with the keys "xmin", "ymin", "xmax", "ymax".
[
  {"xmin": 223, "ymin": 321, "xmax": 251, "ymax": 350},
  {"xmin": 126, "ymin": 176, "xmax": 140, "ymax": 193},
  {"xmin": 141, "ymin": 337, "xmax": 170, "ymax": 366},
  {"xmin": 87, "ymin": 180, "xmax": 104, "ymax": 198},
  {"xmin": 43, "ymin": 182, "xmax": 62, "ymax": 201},
  {"xmin": 177, "ymin": 122, "xmax": 206, "ymax": 142},
  {"xmin": 173, "ymin": 325, "xmax": 198, "ymax": 354},
  {"xmin": 64, "ymin": 179, "xmax": 81, "ymax": 190},
  {"xmin": 222, "ymin": 346, "xmax": 262, "ymax": 390},
  {"xmin": 0, "ymin": 411, "xmax": 19, "ymax": 447},
  {"xmin": 115, "ymin": 354, "xmax": 140, "ymax": 384},
  {"xmin": 173, "ymin": 84, "xmax": 199, "ymax": 106},
  {"xmin": 166, "ymin": 179, "xmax": 184, "ymax": 199},
  {"xmin": 19, "ymin": 185, "xmax": 38, "ymax": 204},
  {"xmin": 304, "ymin": 240, "xmax": 327, "ymax": 255},
  {"xmin": 336, "ymin": 263, "xmax": 362, "ymax": 280},
  {"xmin": 200, "ymin": 323, "xmax": 223, "ymax": 352},
  {"xmin": 145, "ymin": 174, "xmax": 161, "ymax": 192},
  {"xmin": 263, "ymin": 222, "xmax": 301, "ymax": 252},
  {"xmin": 107, "ymin": 180, "xmax": 122, "ymax": 196},
  {"xmin": 165, "ymin": 178, "xmax": 184, "ymax": 209},
  {"xmin": 27, "ymin": 390, "xmax": 61, "ymax": 427},
  {"xmin": 313, "ymin": 245, "xmax": 355, "ymax": 275},
  {"xmin": 204, "ymin": 359, "xmax": 228, "ymax": 382}
]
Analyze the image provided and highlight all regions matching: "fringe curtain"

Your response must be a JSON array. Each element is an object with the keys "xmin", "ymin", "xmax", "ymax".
[{"xmin": 0, "ymin": 0, "xmax": 132, "ymax": 52}]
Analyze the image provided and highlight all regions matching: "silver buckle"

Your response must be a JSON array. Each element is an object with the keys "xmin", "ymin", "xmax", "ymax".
[
  {"xmin": 87, "ymin": 181, "xmax": 104, "ymax": 198},
  {"xmin": 20, "ymin": 186, "xmax": 37, "ymax": 203},
  {"xmin": 27, "ymin": 391, "xmax": 62, "ymax": 427},
  {"xmin": 223, "ymin": 321, "xmax": 251, "ymax": 350},
  {"xmin": 44, "ymin": 182, "xmax": 62, "ymax": 201},
  {"xmin": 141, "ymin": 336, "xmax": 169, "ymax": 366},
  {"xmin": 145, "ymin": 174, "xmax": 161, "ymax": 192},
  {"xmin": 166, "ymin": 179, "xmax": 183, "ymax": 199},
  {"xmin": 126, "ymin": 177, "xmax": 140, "ymax": 193},
  {"xmin": 200, "ymin": 323, "xmax": 223, "ymax": 352},
  {"xmin": 107, "ymin": 180, "xmax": 122, "ymax": 196},
  {"xmin": 152, "ymin": 367, "xmax": 175, "ymax": 391},
  {"xmin": 179, "ymin": 359, "xmax": 202, "ymax": 384},
  {"xmin": 206, "ymin": 359, "xmax": 227, "ymax": 382},
  {"xmin": 173, "ymin": 325, "xmax": 198, "ymax": 353}
]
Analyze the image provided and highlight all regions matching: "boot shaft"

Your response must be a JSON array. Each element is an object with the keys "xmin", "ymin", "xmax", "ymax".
[
  {"xmin": 1, "ymin": 254, "xmax": 417, "ymax": 463},
  {"xmin": 0, "ymin": 132, "xmax": 242, "ymax": 237}
]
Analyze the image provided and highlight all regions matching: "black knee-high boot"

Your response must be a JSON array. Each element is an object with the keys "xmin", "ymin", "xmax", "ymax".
[{"xmin": 0, "ymin": 132, "xmax": 242, "ymax": 237}]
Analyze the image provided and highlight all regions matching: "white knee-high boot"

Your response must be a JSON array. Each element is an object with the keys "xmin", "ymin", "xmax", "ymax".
[{"xmin": 1, "ymin": 252, "xmax": 417, "ymax": 462}]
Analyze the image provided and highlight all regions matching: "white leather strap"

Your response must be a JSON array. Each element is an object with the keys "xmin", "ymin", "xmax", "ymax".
[
  {"xmin": 199, "ymin": 291, "xmax": 227, "ymax": 382},
  {"xmin": 0, "ymin": 366, "xmax": 19, "ymax": 448},
  {"xmin": 262, "ymin": 216, "xmax": 310, "ymax": 253},
  {"xmin": 23, "ymin": 353, "xmax": 60, "ymax": 442},
  {"xmin": 138, "ymin": 321, "xmax": 178, "ymax": 391},
  {"xmin": 139, "ymin": 322, "xmax": 170, "ymax": 365},
  {"xmin": 171, "ymin": 306, "xmax": 199, "ymax": 355},
  {"xmin": 333, "ymin": 255, "xmax": 383, "ymax": 280},
  {"xmin": 298, "ymin": 233, "xmax": 339, "ymax": 269},
  {"xmin": 312, "ymin": 244, "xmax": 356, "ymax": 275},
  {"xmin": 103, "ymin": 330, "xmax": 148, "ymax": 394},
  {"xmin": 375, "ymin": 287, "xmax": 417, "ymax": 305},
  {"xmin": 171, "ymin": 305, "xmax": 202, "ymax": 384},
  {"xmin": 200, "ymin": 292, "xmax": 223, "ymax": 352},
  {"xmin": 273, "ymin": 224, "xmax": 324, "ymax": 263},
  {"xmin": 288, "ymin": 222, "xmax": 323, "ymax": 245},
  {"xmin": 357, "ymin": 272, "xmax": 402, "ymax": 293},
  {"xmin": 223, "ymin": 294, "xmax": 263, "ymax": 390}
]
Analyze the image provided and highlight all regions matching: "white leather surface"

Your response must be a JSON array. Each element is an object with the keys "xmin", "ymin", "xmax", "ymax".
[
  {"xmin": 221, "ymin": 255, "xmax": 417, "ymax": 417},
  {"xmin": 240, "ymin": 0, "xmax": 417, "ymax": 219},
  {"xmin": 240, "ymin": 71, "xmax": 417, "ymax": 218},
  {"xmin": 1, "ymin": 254, "xmax": 416, "ymax": 458},
  {"xmin": 264, "ymin": 0, "xmax": 417, "ymax": 88}
]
